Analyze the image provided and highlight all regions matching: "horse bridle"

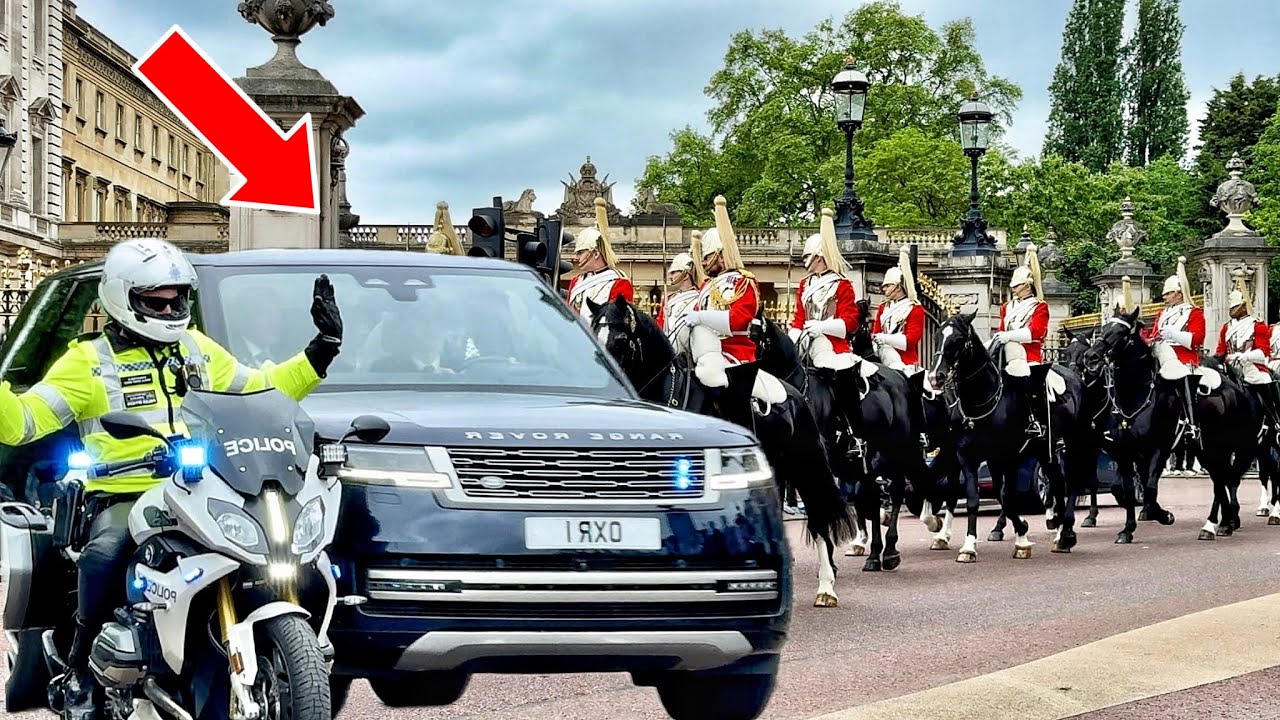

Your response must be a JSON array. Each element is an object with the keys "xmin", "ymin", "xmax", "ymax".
[
  {"xmin": 1091, "ymin": 320, "xmax": 1157, "ymax": 426},
  {"xmin": 934, "ymin": 324, "xmax": 1004, "ymax": 426},
  {"xmin": 601, "ymin": 306, "xmax": 689, "ymax": 406}
]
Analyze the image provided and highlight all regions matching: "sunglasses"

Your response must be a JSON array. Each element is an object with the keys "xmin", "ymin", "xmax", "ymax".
[{"xmin": 134, "ymin": 292, "xmax": 190, "ymax": 314}]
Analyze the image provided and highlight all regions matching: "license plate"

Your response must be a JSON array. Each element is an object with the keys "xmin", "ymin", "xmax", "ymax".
[{"xmin": 524, "ymin": 517, "xmax": 662, "ymax": 550}]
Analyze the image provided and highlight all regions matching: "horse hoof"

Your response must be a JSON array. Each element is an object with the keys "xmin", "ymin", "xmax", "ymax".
[
  {"xmin": 862, "ymin": 558, "xmax": 882, "ymax": 572},
  {"xmin": 814, "ymin": 593, "xmax": 838, "ymax": 608},
  {"xmin": 1050, "ymin": 541, "xmax": 1070, "ymax": 553},
  {"xmin": 1081, "ymin": 517, "xmax": 1097, "ymax": 529},
  {"xmin": 845, "ymin": 544, "xmax": 867, "ymax": 557},
  {"xmin": 1013, "ymin": 545, "xmax": 1033, "ymax": 560},
  {"xmin": 923, "ymin": 515, "xmax": 942, "ymax": 533},
  {"xmin": 1269, "ymin": 516, "xmax": 1280, "ymax": 526},
  {"xmin": 1159, "ymin": 511, "xmax": 1176, "ymax": 526},
  {"xmin": 987, "ymin": 531, "xmax": 1005, "ymax": 542},
  {"xmin": 1115, "ymin": 532, "xmax": 1133, "ymax": 544},
  {"xmin": 1197, "ymin": 529, "xmax": 1216, "ymax": 541},
  {"xmin": 1137, "ymin": 509, "xmax": 1152, "ymax": 522},
  {"xmin": 1217, "ymin": 526, "xmax": 1232, "ymax": 537},
  {"xmin": 956, "ymin": 551, "xmax": 977, "ymax": 563},
  {"xmin": 1054, "ymin": 533, "xmax": 1078, "ymax": 552},
  {"xmin": 882, "ymin": 553, "xmax": 902, "ymax": 572},
  {"xmin": 929, "ymin": 538, "xmax": 950, "ymax": 551},
  {"xmin": 1046, "ymin": 517, "xmax": 1060, "ymax": 531}
]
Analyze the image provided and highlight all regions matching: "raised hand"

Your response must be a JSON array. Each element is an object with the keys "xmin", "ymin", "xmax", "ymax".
[{"xmin": 311, "ymin": 274, "xmax": 342, "ymax": 344}]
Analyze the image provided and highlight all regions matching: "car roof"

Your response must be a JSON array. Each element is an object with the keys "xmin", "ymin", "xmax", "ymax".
[{"xmin": 47, "ymin": 249, "xmax": 528, "ymax": 279}]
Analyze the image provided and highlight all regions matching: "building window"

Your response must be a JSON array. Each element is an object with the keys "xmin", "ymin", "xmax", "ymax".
[
  {"xmin": 92, "ymin": 183, "xmax": 106, "ymax": 222},
  {"xmin": 74, "ymin": 79, "xmax": 83, "ymax": 117},
  {"xmin": 33, "ymin": 0, "xmax": 45, "ymax": 58},
  {"xmin": 115, "ymin": 103, "xmax": 125, "ymax": 139},
  {"xmin": 134, "ymin": 112, "xmax": 142, "ymax": 147},
  {"xmin": 115, "ymin": 193, "xmax": 128, "ymax": 222},
  {"xmin": 168, "ymin": 135, "xmax": 176, "ymax": 167},
  {"xmin": 31, "ymin": 136, "xmax": 44, "ymax": 214},
  {"xmin": 94, "ymin": 92, "xmax": 104, "ymax": 129},
  {"xmin": 75, "ymin": 173, "xmax": 89, "ymax": 221},
  {"xmin": 151, "ymin": 122, "xmax": 159, "ymax": 157},
  {"xmin": 181, "ymin": 142, "xmax": 190, "ymax": 177}
]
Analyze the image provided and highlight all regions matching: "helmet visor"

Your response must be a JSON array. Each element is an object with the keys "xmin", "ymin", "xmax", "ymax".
[{"xmin": 129, "ymin": 287, "xmax": 191, "ymax": 320}]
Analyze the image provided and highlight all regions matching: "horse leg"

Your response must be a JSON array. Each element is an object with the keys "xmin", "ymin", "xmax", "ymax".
[
  {"xmin": 881, "ymin": 483, "xmax": 903, "ymax": 571},
  {"xmin": 988, "ymin": 511, "xmax": 1007, "ymax": 542},
  {"xmin": 920, "ymin": 496, "xmax": 942, "ymax": 533},
  {"xmin": 1002, "ymin": 464, "xmax": 1035, "ymax": 560},
  {"xmin": 855, "ymin": 478, "xmax": 885, "ymax": 571},
  {"xmin": 1257, "ymin": 475, "xmax": 1271, "ymax": 517},
  {"xmin": 1082, "ymin": 489, "xmax": 1099, "ymax": 528},
  {"xmin": 931, "ymin": 505, "xmax": 955, "ymax": 550},
  {"xmin": 1144, "ymin": 449, "xmax": 1176, "ymax": 526},
  {"xmin": 845, "ymin": 514, "xmax": 869, "ymax": 557},
  {"xmin": 957, "ymin": 459, "xmax": 981, "ymax": 563},
  {"xmin": 1047, "ymin": 456, "xmax": 1077, "ymax": 553},
  {"xmin": 1270, "ymin": 455, "xmax": 1280, "ymax": 525},
  {"xmin": 1115, "ymin": 458, "xmax": 1138, "ymax": 544},
  {"xmin": 815, "ymin": 535, "xmax": 838, "ymax": 607},
  {"xmin": 1201, "ymin": 482, "xmax": 1226, "ymax": 541}
]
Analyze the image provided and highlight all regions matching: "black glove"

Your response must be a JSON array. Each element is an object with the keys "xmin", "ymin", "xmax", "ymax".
[
  {"xmin": 311, "ymin": 274, "xmax": 342, "ymax": 343},
  {"xmin": 305, "ymin": 275, "xmax": 342, "ymax": 378}
]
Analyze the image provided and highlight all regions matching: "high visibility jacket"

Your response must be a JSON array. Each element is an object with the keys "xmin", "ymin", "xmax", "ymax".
[{"xmin": 0, "ymin": 325, "xmax": 322, "ymax": 494}]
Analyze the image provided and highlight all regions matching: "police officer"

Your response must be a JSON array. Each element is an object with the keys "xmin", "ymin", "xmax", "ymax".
[{"xmin": 0, "ymin": 238, "xmax": 343, "ymax": 719}]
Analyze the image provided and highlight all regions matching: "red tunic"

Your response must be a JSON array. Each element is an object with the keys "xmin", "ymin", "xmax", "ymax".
[
  {"xmin": 1149, "ymin": 306, "xmax": 1205, "ymax": 366},
  {"xmin": 872, "ymin": 301, "xmax": 926, "ymax": 366},
  {"xmin": 789, "ymin": 275, "xmax": 859, "ymax": 354},
  {"xmin": 565, "ymin": 273, "xmax": 633, "ymax": 315},
  {"xmin": 998, "ymin": 299, "xmax": 1050, "ymax": 363},
  {"xmin": 1215, "ymin": 318, "xmax": 1272, "ymax": 373},
  {"xmin": 697, "ymin": 273, "xmax": 760, "ymax": 364}
]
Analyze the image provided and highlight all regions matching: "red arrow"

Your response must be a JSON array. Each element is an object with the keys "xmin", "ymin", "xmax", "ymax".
[{"xmin": 132, "ymin": 26, "xmax": 318, "ymax": 214}]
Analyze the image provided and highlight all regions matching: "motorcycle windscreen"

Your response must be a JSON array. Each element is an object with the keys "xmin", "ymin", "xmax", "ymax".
[{"xmin": 178, "ymin": 389, "xmax": 317, "ymax": 496}]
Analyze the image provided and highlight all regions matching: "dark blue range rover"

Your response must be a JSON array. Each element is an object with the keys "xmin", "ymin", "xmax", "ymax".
[{"xmin": 1, "ymin": 250, "xmax": 791, "ymax": 720}]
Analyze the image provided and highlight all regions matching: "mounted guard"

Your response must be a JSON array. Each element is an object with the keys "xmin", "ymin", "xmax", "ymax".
[
  {"xmin": 1216, "ymin": 277, "xmax": 1280, "ymax": 429},
  {"xmin": 425, "ymin": 201, "xmax": 465, "ymax": 255},
  {"xmin": 1146, "ymin": 256, "xmax": 1206, "ymax": 443},
  {"xmin": 567, "ymin": 196, "xmax": 633, "ymax": 319},
  {"xmin": 872, "ymin": 246, "xmax": 925, "ymax": 374},
  {"xmin": 788, "ymin": 208, "xmax": 860, "ymax": 372},
  {"xmin": 991, "ymin": 244, "xmax": 1061, "ymax": 437},
  {"xmin": 656, "ymin": 242, "xmax": 703, "ymax": 338},
  {"xmin": 671, "ymin": 195, "xmax": 787, "ymax": 427}
]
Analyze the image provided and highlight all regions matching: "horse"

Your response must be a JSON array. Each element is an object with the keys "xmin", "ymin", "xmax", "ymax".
[
  {"xmin": 1082, "ymin": 306, "xmax": 1255, "ymax": 542},
  {"xmin": 928, "ymin": 310, "xmax": 1087, "ymax": 561},
  {"xmin": 1055, "ymin": 328, "xmax": 1103, "ymax": 528},
  {"xmin": 588, "ymin": 296, "xmax": 856, "ymax": 607},
  {"xmin": 1200, "ymin": 354, "xmax": 1280, "ymax": 534},
  {"xmin": 751, "ymin": 304, "xmax": 933, "ymax": 574}
]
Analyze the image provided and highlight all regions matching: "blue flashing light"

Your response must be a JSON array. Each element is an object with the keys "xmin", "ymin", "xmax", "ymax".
[
  {"xmin": 178, "ymin": 445, "xmax": 206, "ymax": 469},
  {"xmin": 68, "ymin": 451, "xmax": 92, "ymax": 470},
  {"xmin": 131, "ymin": 577, "xmax": 146, "ymax": 590},
  {"xmin": 331, "ymin": 564, "xmax": 342, "ymax": 580},
  {"xmin": 674, "ymin": 457, "xmax": 693, "ymax": 491},
  {"xmin": 183, "ymin": 567, "xmax": 204, "ymax": 584}
]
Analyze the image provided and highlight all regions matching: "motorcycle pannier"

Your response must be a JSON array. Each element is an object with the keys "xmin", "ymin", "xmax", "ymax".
[{"xmin": 0, "ymin": 502, "xmax": 63, "ymax": 630}]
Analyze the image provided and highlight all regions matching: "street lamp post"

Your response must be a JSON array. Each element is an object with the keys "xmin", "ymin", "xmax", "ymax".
[
  {"xmin": 831, "ymin": 57, "xmax": 876, "ymax": 245},
  {"xmin": 955, "ymin": 93, "xmax": 994, "ymax": 254}
]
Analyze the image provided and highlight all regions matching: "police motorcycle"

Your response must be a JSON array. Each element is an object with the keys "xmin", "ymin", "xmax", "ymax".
[{"xmin": 0, "ymin": 387, "xmax": 390, "ymax": 720}]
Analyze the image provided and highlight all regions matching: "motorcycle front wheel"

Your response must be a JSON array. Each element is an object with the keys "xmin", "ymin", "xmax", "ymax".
[{"xmin": 246, "ymin": 615, "xmax": 331, "ymax": 720}]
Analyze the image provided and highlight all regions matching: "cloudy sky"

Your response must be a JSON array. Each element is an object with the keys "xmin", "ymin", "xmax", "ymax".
[{"xmin": 83, "ymin": 0, "xmax": 1279, "ymax": 224}]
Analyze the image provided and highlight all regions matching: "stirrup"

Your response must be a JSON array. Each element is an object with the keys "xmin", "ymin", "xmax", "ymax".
[{"xmin": 1026, "ymin": 418, "xmax": 1046, "ymax": 438}]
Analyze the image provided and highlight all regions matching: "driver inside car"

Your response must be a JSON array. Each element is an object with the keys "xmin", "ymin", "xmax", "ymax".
[{"xmin": 0, "ymin": 238, "xmax": 343, "ymax": 720}]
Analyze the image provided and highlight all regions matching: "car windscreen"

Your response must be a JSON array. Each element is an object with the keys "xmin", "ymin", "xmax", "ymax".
[{"xmin": 197, "ymin": 264, "xmax": 632, "ymax": 398}]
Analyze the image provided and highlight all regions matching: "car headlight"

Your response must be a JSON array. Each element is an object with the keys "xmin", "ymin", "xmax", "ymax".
[
  {"xmin": 290, "ymin": 498, "xmax": 325, "ymax": 555},
  {"xmin": 338, "ymin": 446, "xmax": 452, "ymax": 489},
  {"xmin": 705, "ymin": 446, "xmax": 773, "ymax": 490}
]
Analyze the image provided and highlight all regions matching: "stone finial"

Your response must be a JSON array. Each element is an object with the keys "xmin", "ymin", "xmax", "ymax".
[
  {"xmin": 238, "ymin": 0, "xmax": 335, "ymax": 72},
  {"xmin": 1015, "ymin": 223, "xmax": 1033, "ymax": 257},
  {"xmin": 1105, "ymin": 196, "xmax": 1147, "ymax": 262},
  {"xmin": 1211, "ymin": 151, "xmax": 1260, "ymax": 235},
  {"xmin": 1039, "ymin": 225, "xmax": 1064, "ymax": 275}
]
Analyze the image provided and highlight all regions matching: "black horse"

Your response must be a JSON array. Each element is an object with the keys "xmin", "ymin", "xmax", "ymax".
[
  {"xmin": 751, "ymin": 305, "xmax": 932, "ymax": 574},
  {"xmin": 928, "ymin": 311, "xmax": 1087, "ymax": 561},
  {"xmin": 1082, "ymin": 306, "xmax": 1255, "ymax": 542},
  {"xmin": 588, "ymin": 296, "xmax": 855, "ymax": 607},
  {"xmin": 1201, "ymin": 353, "xmax": 1280, "ymax": 535},
  {"xmin": 1057, "ymin": 328, "xmax": 1103, "ymax": 528}
]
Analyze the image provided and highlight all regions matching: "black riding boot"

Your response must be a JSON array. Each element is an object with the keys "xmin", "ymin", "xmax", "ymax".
[
  {"xmin": 1011, "ymin": 375, "xmax": 1045, "ymax": 439},
  {"xmin": 54, "ymin": 620, "xmax": 98, "ymax": 720},
  {"xmin": 1181, "ymin": 376, "xmax": 1201, "ymax": 446},
  {"xmin": 717, "ymin": 363, "xmax": 759, "ymax": 432}
]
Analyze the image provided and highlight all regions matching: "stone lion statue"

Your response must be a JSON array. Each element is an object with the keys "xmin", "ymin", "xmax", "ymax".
[{"xmin": 503, "ymin": 189, "xmax": 537, "ymax": 214}]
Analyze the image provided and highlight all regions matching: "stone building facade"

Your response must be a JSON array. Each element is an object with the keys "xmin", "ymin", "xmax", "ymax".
[
  {"xmin": 60, "ymin": 1, "xmax": 228, "ymax": 228},
  {"xmin": 0, "ymin": 0, "xmax": 65, "ymax": 256}
]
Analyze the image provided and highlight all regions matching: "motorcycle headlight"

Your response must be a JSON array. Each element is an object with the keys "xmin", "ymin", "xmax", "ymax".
[
  {"xmin": 208, "ymin": 500, "xmax": 268, "ymax": 554},
  {"xmin": 338, "ymin": 446, "xmax": 452, "ymax": 489},
  {"xmin": 705, "ymin": 447, "xmax": 773, "ymax": 490},
  {"xmin": 290, "ymin": 498, "xmax": 325, "ymax": 555}
]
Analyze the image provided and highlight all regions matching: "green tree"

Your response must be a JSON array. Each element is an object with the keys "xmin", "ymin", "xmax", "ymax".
[
  {"xmin": 1123, "ymin": 0, "xmax": 1189, "ymax": 166},
  {"xmin": 1248, "ymin": 98, "xmax": 1280, "ymax": 242},
  {"xmin": 1043, "ymin": 0, "xmax": 1127, "ymax": 172},
  {"xmin": 636, "ymin": 0, "xmax": 1020, "ymax": 225},
  {"xmin": 1190, "ymin": 73, "xmax": 1280, "ymax": 236}
]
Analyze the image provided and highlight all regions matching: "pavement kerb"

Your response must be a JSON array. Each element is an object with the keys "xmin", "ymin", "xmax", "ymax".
[{"xmin": 809, "ymin": 590, "xmax": 1280, "ymax": 720}]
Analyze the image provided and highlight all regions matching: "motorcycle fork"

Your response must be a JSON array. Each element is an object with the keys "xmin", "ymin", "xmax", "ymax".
[{"xmin": 216, "ymin": 577, "xmax": 242, "ymax": 673}]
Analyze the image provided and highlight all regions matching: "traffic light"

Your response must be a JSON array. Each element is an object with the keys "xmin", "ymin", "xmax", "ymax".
[
  {"xmin": 515, "ymin": 230, "xmax": 547, "ymax": 269},
  {"xmin": 538, "ymin": 218, "xmax": 575, "ymax": 287},
  {"xmin": 467, "ymin": 196, "xmax": 506, "ymax": 258}
]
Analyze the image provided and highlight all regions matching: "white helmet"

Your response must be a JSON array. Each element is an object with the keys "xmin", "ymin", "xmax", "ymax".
[
  {"xmin": 1010, "ymin": 265, "xmax": 1033, "ymax": 289},
  {"xmin": 1229, "ymin": 289, "xmax": 1247, "ymax": 309},
  {"xmin": 667, "ymin": 252, "xmax": 695, "ymax": 276},
  {"xmin": 1162, "ymin": 275, "xmax": 1181, "ymax": 295},
  {"xmin": 98, "ymin": 238, "xmax": 199, "ymax": 344}
]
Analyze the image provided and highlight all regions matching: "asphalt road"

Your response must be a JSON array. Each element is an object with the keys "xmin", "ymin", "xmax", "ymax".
[{"xmin": 4, "ymin": 475, "xmax": 1278, "ymax": 719}]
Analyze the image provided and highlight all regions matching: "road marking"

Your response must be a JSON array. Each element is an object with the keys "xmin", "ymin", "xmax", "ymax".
[{"xmin": 811, "ymin": 591, "xmax": 1280, "ymax": 720}]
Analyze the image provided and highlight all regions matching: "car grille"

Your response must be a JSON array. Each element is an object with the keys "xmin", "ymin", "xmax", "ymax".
[{"xmin": 448, "ymin": 447, "xmax": 706, "ymax": 501}]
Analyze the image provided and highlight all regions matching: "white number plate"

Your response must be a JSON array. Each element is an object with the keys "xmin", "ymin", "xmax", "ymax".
[{"xmin": 524, "ymin": 517, "xmax": 662, "ymax": 550}]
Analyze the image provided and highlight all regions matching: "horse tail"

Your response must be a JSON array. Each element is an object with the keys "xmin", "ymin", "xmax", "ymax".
[{"xmin": 785, "ymin": 399, "xmax": 856, "ymax": 548}]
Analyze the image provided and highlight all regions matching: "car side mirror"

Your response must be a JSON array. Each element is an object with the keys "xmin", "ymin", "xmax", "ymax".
[
  {"xmin": 343, "ymin": 415, "xmax": 390, "ymax": 444},
  {"xmin": 100, "ymin": 412, "xmax": 165, "ymax": 442}
]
